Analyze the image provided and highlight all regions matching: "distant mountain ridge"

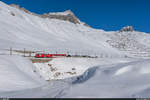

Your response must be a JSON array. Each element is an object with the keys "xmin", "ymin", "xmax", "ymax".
[{"xmin": 10, "ymin": 4, "xmax": 88, "ymax": 26}]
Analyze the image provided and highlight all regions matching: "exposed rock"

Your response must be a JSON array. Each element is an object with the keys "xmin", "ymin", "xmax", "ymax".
[
  {"xmin": 66, "ymin": 72, "xmax": 76, "ymax": 75},
  {"xmin": 10, "ymin": 4, "xmax": 31, "ymax": 14},
  {"xmin": 20, "ymin": 7, "xmax": 30, "ymax": 14},
  {"xmin": 120, "ymin": 26, "xmax": 134, "ymax": 32},
  {"xmin": 10, "ymin": 4, "xmax": 20, "ymax": 9},
  {"xmin": 72, "ymin": 68, "xmax": 76, "ymax": 70},
  {"xmin": 84, "ymin": 23, "xmax": 90, "ymax": 27},
  {"xmin": 10, "ymin": 12, "xmax": 15, "ymax": 16},
  {"xmin": 41, "ymin": 10, "xmax": 81, "ymax": 24},
  {"xmin": 54, "ymin": 72, "xmax": 61, "ymax": 77}
]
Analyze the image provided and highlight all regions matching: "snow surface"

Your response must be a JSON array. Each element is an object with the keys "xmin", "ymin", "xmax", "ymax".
[
  {"xmin": 0, "ymin": 55, "xmax": 45, "ymax": 92},
  {"xmin": 0, "ymin": 1, "xmax": 125, "ymax": 58},
  {"xmin": 0, "ymin": 1, "xmax": 150, "ymax": 58},
  {"xmin": 0, "ymin": 55, "xmax": 70, "ymax": 98},
  {"xmin": 1, "ymin": 55, "xmax": 150, "ymax": 98},
  {"xmin": 48, "ymin": 10, "xmax": 74, "ymax": 16},
  {"xmin": 33, "ymin": 57, "xmax": 138, "ymax": 80},
  {"xmin": 32, "ymin": 57, "xmax": 150, "ymax": 98},
  {"xmin": 61, "ymin": 58, "xmax": 150, "ymax": 98},
  {"xmin": 1, "ymin": 1, "xmax": 150, "ymax": 57},
  {"xmin": 1, "ymin": 1, "xmax": 150, "ymax": 98}
]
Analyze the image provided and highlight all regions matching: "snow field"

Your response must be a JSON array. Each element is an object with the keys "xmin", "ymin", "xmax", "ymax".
[
  {"xmin": 0, "ymin": 55, "xmax": 45, "ymax": 92},
  {"xmin": 33, "ymin": 57, "xmax": 139, "ymax": 80},
  {"xmin": 62, "ymin": 59, "xmax": 150, "ymax": 98}
]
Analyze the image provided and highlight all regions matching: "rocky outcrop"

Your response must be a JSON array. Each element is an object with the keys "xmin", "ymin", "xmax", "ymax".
[
  {"xmin": 41, "ymin": 10, "xmax": 81, "ymax": 24},
  {"xmin": 120, "ymin": 26, "xmax": 134, "ymax": 32},
  {"xmin": 10, "ymin": 4, "xmax": 31, "ymax": 14}
]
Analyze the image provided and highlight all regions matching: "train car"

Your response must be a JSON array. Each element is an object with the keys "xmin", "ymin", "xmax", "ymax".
[
  {"xmin": 35, "ymin": 54, "xmax": 52, "ymax": 58},
  {"xmin": 34, "ymin": 53, "xmax": 66, "ymax": 58}
]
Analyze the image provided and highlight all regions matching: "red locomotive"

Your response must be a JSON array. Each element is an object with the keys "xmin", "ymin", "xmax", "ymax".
[{"xmin": 35, "ymin": 53, "xmax": 67, "ymax": 58}]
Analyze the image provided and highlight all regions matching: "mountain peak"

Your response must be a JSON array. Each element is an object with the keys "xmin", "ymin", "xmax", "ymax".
[
  {"xmin": 120, "ymin": 26, "xmax": 134, "ymax": 32},
  {"xmin": 41, "ymin": 10, "xmax": 81, "ymax": 24}
]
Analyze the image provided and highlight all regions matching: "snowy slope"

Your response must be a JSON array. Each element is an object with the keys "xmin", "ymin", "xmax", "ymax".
[
  {"xmin": 0, "ymin": 55, "xmax": 71, "ymax": 98},
  {"xmin": 0, "ymin": 55, "xmax": 116, "ymax": 97},
  {"xmin": 0, "ymin": 1, "xmax": 150, "ymax": 57},
  {"xmin": 33, "ymin": 57, "xmax": 138, "ymax": 80},
  {"xmin": 0, "ymin": 55, "xmax": 45, "ymax": 92},
  {"xmin": 0, "ymin": 1, "xmax": 124, "ymax": 57},
  {"xmin": 1, "ymin": 56, "xmax": 150, "ymax": 98},
  {"xmin": 106, "ymin": 30, "xmax": 150, "ymax": 57},
  {"xmin": 61, "ymin": 58, "xmax": 150, "ymax": 98}
]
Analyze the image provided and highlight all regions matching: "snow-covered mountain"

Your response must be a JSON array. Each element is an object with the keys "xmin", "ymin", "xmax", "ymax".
[
  {"xmin": 0, "ymin": 1, "xmax": 150, "ymax": 58},
  {"xmin": 2, "ymin": 1, "xmax": 150, "ymax": 98},
  {"xmin": 106, "ymin": 27, "xmax": 150, "ymax": 57}
]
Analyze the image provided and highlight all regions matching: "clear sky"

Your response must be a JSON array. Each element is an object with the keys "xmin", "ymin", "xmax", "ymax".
[{"xmin": 1, "ymin": 0, "xmax": 150, "ymax": 33}]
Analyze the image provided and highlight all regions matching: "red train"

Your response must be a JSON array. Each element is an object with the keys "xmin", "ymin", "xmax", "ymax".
[{"xmin": 35, "ymin": 53, "xmax": 67, "ymax": 58}]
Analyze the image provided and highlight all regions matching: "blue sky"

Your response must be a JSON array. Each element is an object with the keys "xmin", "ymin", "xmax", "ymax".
[{"xmin": 1, "ymin": 0, "xmax": 150, "ymax": 33}]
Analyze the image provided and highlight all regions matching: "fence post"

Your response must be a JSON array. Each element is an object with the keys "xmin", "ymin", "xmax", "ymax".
[
  {"xmin": 10, "ymin": 47, "xmax": 12, "ymax": 55},
  {"xmin": 24, "ymin": 48, "xmax": 25, "ymax": 57},
  {"xmin": 67, "ymin": 51, "xmax": 69, "ymax": 55},
  {"xmin": 95, "ymin": 53, "xmax": 96, "ymax": 58},
  {"xmin": 29, "ymin": 52, "xmax": 31, "ymax": 57}
]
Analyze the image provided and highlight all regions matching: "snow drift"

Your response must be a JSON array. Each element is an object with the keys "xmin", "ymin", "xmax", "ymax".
[
  {"xmin": 62, "ymin": 59, "xmax": 150, "ymax": 98},
  {"xmin": 0, "ymin": 55, "xmax": 45, "ymax": 92},
  {"xmin": 33, "ymin": 57, "xmax": 136, "ymax": 80},
  {"xmin": 0, "ymin": 55, "xmax": 71, "ymax": 98}
]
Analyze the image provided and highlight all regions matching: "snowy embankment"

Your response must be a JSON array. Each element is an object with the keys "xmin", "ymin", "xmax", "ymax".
[
  {"xmin": 0, "ymin": 55, "xmax": 45, "ymax": 92},
  {"xmin": 33, "ymin": 57, "xmax": 150, "ymax": 98},
  {"xmin": 61, "ymin": 58, "xmax": 150, "ymax": 98},
  {"xmin": 33, "ymin": 57, "xmax": 136, "ymax": 80},
  {"xmin": 0, "ymin": 55, "xmax": 70, "ymax": 98}
]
